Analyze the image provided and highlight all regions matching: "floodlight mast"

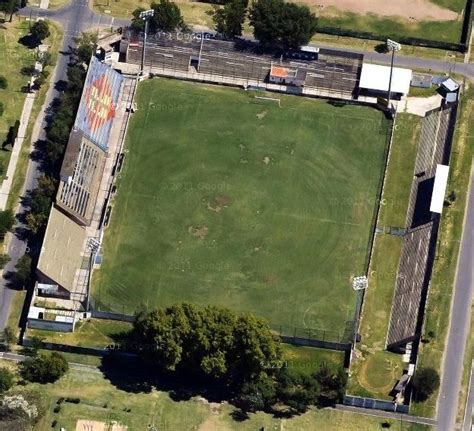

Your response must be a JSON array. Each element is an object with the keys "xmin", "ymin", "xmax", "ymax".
[
  {"xmin": 140, "ymin": 9, "xmax": 155, "ymax": 74},
  {"xmin": 386, "ymin": 39, "xmax": 401, "ymax": 113}
]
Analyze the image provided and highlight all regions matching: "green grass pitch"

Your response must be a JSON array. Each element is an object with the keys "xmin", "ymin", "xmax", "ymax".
[{"xmin": 93, "ymin": 78, "xmax": 390, "ymax": 336}]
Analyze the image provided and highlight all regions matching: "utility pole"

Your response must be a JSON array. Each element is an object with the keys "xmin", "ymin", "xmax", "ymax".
[
  {"xmin": 386, "ymin": 38, "xmax": 401, "ymax": 114},
  {"xmin": 139, "ymin": 9, "xmax": 155, "ymax": 75}
]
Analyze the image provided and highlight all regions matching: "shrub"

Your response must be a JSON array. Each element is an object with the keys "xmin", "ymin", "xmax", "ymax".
[{"xmin": 0, "ymin": 367, "xmax": 15, "ymax": 393}]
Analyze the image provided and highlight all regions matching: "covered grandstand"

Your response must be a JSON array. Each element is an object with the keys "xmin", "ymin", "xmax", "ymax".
[
  {"xmin": 37, "ymin": 207, "xmax": 87, "ymax": 296},
  {"xmin": 37, "ymin": 56, "xmax": 125, "ymax": 301},
  {"xmin": 56, "ymin": 57, "xmax": 123, "ymax": 226}
]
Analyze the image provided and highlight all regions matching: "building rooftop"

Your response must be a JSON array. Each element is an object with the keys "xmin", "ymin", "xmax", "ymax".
[
  {"xmin": 270, "ymin": 65, "xmax": 296, "ymax": 78},
  {"xmin": 37, "ymin": 206, "xmax": 87, "ymax": 292},
  {"xmin": 359, "ymin": 63, "xmax": 412, "ymax": 95}
]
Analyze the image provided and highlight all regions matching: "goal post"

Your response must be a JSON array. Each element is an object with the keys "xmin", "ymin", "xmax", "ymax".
[{"xmin": 254, "ymin": 96, "xmax": 281, "ymax": 107}]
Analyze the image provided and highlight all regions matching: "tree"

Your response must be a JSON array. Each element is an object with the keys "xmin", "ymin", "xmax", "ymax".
[
  {"xmin": 0, "ymin": 390, "xmax": 47, "ymax": 429},
  {"xmin": 0, "ymin": 75, "xmax": 7, "ymax": 89},
  {"xmin": 276, "ymin": 369, "xmax": 321, "ymax": 413},
  {"xmin": 0, "ymin": 368, "xmax": 14, "ymax": 393},
  {"xmin": 249, "ymin": 0, "xmax": 317, "ymax": 49},
  {"xmin": 2, "ymin": 327, "xmax": 16, "ymax": 352},
  {"xmin": 30, "ymin": 21, "xmax": 50, "ymax": 44},
  {"xmin": 3, "ymin": 120, "xmax": 20, "ymax": 149},
  {"xmin": 33, "ymin": 69, "xmax": 49, "ymax": 90},
  {"xmin": 237, "ymin": 372, "xmax": 276, "ymax": 412},
  {"xmin": 133, "ymin": 303, "xmax": 281, "ymax": 385},
  {"xmin": 314, "ymin": 363, "xmax": 347, "ymax": 405},
  {"xmin": 131, "ymin": 0, "xmax": 186, "ymax": 33},
  {"xmin": 0, "ymin": 210, "xmax": 15, "ymax": 238},
  {"xmin": 0, "ymin": 254, "xmax": 10, "ymax": 270},
  {"xmin": 14, "ymin": 255, "xmax": 32, "ymax": 289},
  {"xmin": 411, "ymin": 367, "xmax": 440, "ymax": 402},
  {"xmin": 212, "ymin": 0, "xmax": 248, "ymax": 38},
  {"xmin": 131, "ymin": 7, "xmax": 146, "ymax": 32},
  {"xmin": 0, "ymin": 0, "xmax": 17, "ymax": 22},
  {"xmin": 73, "ymin": 32, "xmax": 98, "ymax": 64},
  {"xmin": 20, "ymin": 352, "xmax": 68, "ymax": 384}
]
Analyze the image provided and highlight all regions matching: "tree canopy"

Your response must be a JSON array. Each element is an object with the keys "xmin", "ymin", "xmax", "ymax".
[
  {"xmin": 131, "ymin": 0, "xmax": 186, "ymax": 33},
  {"xmin": 249, "ymin": 0, "xmax": 317, "ymax": 49},
  {"xmin": 130, "ymin": 303, "xmax": 347, "ymax": 415},
  {"xmin": 30, "ymin": 21, "xmax": 50, "ymax": 44},
  {"xmin": 411, "ymin": 367, "xmax": 440, "ymax": 402},
  {"xmin": 0, "ymin": 368, "xmax": 14, "ymax": 394},
  {"xmin": 212, "ymin": 0, "xmax": 248, "ymax": 38},
  {"xmin": 0, "ymin": 210, "xmax": 15, "ymax": 238},
  {"xmin": 133, "ymin": 303, "xmax": 281, "ymax": 385},
  {"xmin": 20, "ymin": 352, "xmax": 68, "ymax": 384}
]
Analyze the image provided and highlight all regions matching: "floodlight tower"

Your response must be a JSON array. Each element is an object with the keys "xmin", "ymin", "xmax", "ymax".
[
  {"xmin": 140, "ymin": 9, "xmax": 155, "ymax": 75},
  {"xmin": 386, "ymin": 38, "xmax": 401, "ymax": 113}
]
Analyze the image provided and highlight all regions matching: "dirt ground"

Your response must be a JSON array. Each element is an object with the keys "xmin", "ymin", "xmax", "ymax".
[{"xmin": 301, "ymin": 0, "xmax": 459, "ymax": 21}]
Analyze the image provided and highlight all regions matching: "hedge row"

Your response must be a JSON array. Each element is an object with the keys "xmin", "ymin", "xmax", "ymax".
[{"xmin": 316, "ymin": 26, "xmax": 468, "ymax": 53}]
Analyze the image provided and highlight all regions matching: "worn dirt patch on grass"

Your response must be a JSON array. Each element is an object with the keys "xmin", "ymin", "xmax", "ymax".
[
  {"xmin": 188, "ymin": 226, "xmax": 209, "ymax": 239},
  {"xmin": 301, "ymin": 0, "xmax": 458, "ymax": 21},
  {"xmin": 207, "ymin": 195, "xmax": 232, "ymax": 212}
]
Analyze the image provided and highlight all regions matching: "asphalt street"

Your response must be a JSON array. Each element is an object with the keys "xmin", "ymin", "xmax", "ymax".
[
  {"xmin": 437, "ymin": 167, "xmax": 474, "ymax": 431},
  {"xmin": 0, "ymin": 2, "xmax": 473, "ymax": 428}
]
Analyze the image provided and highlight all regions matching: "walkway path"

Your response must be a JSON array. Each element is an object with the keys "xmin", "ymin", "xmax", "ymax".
[{"xmin": 0, "ymin": 46, "xmax": 48, "ymax": 211}]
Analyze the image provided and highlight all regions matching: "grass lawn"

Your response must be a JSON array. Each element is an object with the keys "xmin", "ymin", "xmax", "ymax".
[
  {"xmin": 27, "ymin": 319, "xmax": 132, "ymax": 349},
  {"xmin": 378, "ymin": 114, "xmax": 421, "ymax": 228},
  {"xmin": 317, "ymin": 12, "xmax": 463, "ymax": 44},
  {"xmin": 349, "ymin": 113, "xmax": 421, "ymax": 399},
  {"xmin": 0, "ymin": 20, "xmax": 38, "ymax": 179},
  {"xmin": 411, "ymin": 90, "xmax": 474, "ymax": 417},
  {"xmin": 2, "ymin": 362, "xmax": 430, "ymax": 430},
  {"xmin": 93, "ymin": 78, "xmax": 389, "ymax": 337},
  {"xmin": 281, "ymin": 344, "xmax": 345, "ymax": 376},
  {"xmin": 93, "ymin": 0, "xmax": 215, "ymax": 28}
]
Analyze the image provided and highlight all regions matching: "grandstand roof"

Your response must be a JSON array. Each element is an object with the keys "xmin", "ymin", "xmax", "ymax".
[
  {"xmin": 74, "ymin": 56, "xmax": 123, "ymax": 151},
  {"xmin": 359, "ymin": 63, "xmax": 412, "ymax": 95},
  {"xmin": 37, "ymin": 206, "xmax": 87, "ymax": 292},
  {"xmin": 430, "ymin": 164, "xmax": 450, "ymax": 214}
]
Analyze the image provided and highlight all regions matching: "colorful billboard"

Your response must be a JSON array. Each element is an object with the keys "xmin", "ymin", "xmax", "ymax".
[{"xmin": 74, "ymin": 57, "xmax": 124, "ymax": 151}]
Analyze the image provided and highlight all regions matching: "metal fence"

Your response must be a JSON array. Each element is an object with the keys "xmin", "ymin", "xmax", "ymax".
[{"xmin": 344, "ymin": 395, "xmax": 409, "ymax": 414}]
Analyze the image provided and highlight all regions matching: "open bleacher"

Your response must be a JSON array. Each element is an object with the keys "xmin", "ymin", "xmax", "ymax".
[
  {"xmin": 386, "ymin": 104, "xmax": 457, "ymax": 351},
  {"xmin": 123, "ymin": 31, "xmax": 362, "ymax": 96}
]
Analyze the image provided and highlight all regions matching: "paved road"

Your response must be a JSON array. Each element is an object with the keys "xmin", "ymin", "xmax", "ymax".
[{"xmin": 437, "ymin": 165, "xmax": 474, "ymax": 431}]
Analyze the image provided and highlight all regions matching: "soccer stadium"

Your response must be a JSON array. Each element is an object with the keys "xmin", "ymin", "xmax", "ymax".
[{"xmin": 91, "ymin": 77, "xmax": 392, "ymax": 341}]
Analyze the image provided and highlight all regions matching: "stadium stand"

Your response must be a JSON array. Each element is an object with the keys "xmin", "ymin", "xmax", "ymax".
[
  {"xmin": 56, "ymin": 130, "xmax": 107, "ymax": 225},
  {"xmin": 121, "ymin": 31, "xmax": 362, "ymax": 96},
  {"xmin": 386, "ymin": 104, "xmax": 457, "ymax": 351},
  {"xmin": 36, "ymin": 57, "xmax": 125, "ymax": 303},
  {"xmin": 55, "ymin": 57, "xmax": 123, "ymax": 226}
]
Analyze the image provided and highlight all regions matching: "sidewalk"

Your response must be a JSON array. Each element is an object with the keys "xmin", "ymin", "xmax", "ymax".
[
  {"xmin": 0, "ymin": 47, "xmax": 47, "ymax": 211},
  {"xmin": 0, "ymin": 93, "xmax": 36, "ymax": 210}
]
